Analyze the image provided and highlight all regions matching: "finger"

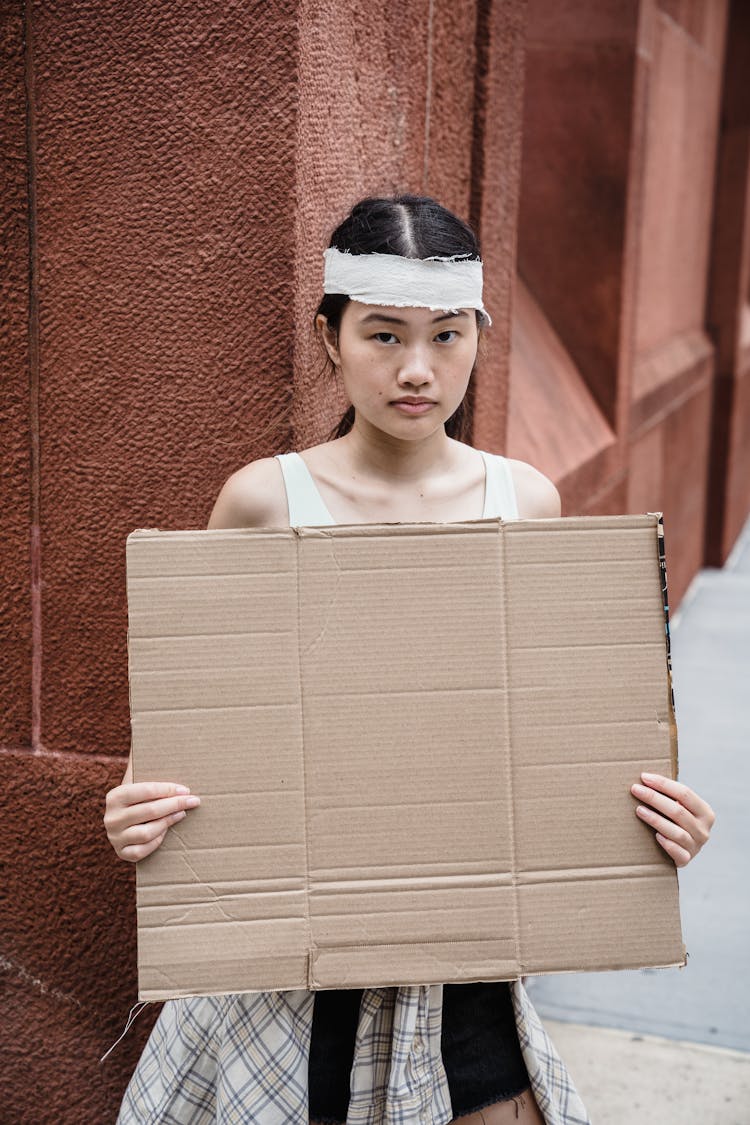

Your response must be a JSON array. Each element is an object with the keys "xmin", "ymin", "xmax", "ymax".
[
  {"xmin": 120, "ymin": 832, "xmax": 167, "ymax": 863},
  {"xmin": 122, "ymin": 809, "xmax": 186, "ymax": 846},
  {"xmin": 639, "ymin": 773, "xmax": 714, "ymax": 822},
  {"xmin": 635, "ymin": 805, "xmax": 696, "ymax": 853},
  {"xmin": 111, "ymin": 793, "xmax": 201, "ymax": 828},
  {"xmin": 108, "ymin": 782, "xmax": 192, "ymax": 808},
  {"xmin": 631, "ymin": 783, "xmax": 692, "ymax": 830},
  {"xmin": 655, "ymin": 831, "xmax": 691, "ymax": 868}
]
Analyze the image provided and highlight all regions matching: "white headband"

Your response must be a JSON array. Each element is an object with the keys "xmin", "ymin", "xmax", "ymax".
[{"xmin": 323, "ymin": 247, "xmax": 492, "ymax": 327}]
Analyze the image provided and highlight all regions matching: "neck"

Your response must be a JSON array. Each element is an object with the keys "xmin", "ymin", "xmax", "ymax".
[{"xmin": 339, "ymin": 417, "xmax": 457, "ymax": 483}]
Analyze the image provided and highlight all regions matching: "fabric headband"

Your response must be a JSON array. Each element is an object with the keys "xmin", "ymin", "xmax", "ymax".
[{"xmin": 323, "ymin": 247, "xmax": 492, "ymax": 327}]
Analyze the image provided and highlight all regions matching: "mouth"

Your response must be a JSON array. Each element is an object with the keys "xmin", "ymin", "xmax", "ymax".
[{"xmin": 390, "ymin": 399, "xmax": 436, "ymax": 414}]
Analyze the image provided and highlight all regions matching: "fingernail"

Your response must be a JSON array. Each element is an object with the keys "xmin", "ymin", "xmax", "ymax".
[
  {"xmin": 185, "ymin": 795, "xmax": 201, "ymax": 808},
  {"xmin": 641, "ymin": 772, "xmax": 657, "ymax": 781},
  {"xmin": 175, "ymin": 785, "xmax": 190, "ymax": 794},
  {"xmin": 174, "ymin": 810, "xmax": 186, "ymax": 822}
]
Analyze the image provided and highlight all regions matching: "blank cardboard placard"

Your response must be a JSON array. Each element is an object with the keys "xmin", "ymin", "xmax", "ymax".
[{"xmin": 126, "ymin": 515, "xmax": 684, "ymax": 1001}]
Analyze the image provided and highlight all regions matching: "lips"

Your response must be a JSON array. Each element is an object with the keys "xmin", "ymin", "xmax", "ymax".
[
  {"xmin": 391, "ymin": 399, "xmax": 436, "ymax": 414},
  {"xmin": 391, "ymin": 397, "xmax": 436, "ymax": 404}
]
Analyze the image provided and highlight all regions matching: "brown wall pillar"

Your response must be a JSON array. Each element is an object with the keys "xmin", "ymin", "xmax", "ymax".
[
  {"xmin": 511, "ymin": 0, "xmax": 731, "ymax": 602},
  {"xmin": 0, "ymin": 3, "xmax": 527, "ymax": 1119},
  {"xmin": 705, "ymin": 0, "xmax": 750, "ymax": 565}
]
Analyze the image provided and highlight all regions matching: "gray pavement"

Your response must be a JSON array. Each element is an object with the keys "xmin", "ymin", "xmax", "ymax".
[
  {"xmin": 544, "ymin": 1020, "xmax": 750, "ymax": 1125},
  {"xmin": 525, "ymin": 514, "xmax": 750, "ymax": 1121}
]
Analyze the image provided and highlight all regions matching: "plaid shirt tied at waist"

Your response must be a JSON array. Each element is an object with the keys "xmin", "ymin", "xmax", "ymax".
[{"xmin": 117, "ymin": 979, "xmax": 590, "ymax": 1124}]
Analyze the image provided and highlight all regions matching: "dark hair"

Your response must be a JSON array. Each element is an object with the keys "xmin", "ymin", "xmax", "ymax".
[{"xmin": 317, "ymin": 194, "xmax": 483, "ymax": 443}]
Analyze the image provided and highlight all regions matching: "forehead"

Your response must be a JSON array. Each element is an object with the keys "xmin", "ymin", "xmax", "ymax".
[{"xmin": 349, "ymin": 304, "xmax": 471, "ymax": 326}]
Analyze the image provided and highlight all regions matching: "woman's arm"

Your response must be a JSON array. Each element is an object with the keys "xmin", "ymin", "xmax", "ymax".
[
  {"xmin": 508, "ymin": 459, "xmax": 562, "ymax": 519},
  {"xmin": 206, "ymin": 457, "xmax": 286, "ymax": 529}
]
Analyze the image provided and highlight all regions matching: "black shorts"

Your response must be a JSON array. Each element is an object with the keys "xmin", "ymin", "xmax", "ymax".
[{"xmin": 308, "ymin": 982, "xmax": 530, "ymax": 1123}]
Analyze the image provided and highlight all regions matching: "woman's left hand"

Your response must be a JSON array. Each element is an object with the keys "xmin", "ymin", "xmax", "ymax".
[{"xmin": 631, "ymin": 773, "xmax": 715, "ymax": 867}]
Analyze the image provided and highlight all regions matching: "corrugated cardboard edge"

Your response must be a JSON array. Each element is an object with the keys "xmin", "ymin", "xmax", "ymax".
[
  {"xmin": 648, "ymin": 512, "xmax": 687, "ymax": 969},
  {"xmin": 648, "ymin": 513, "xmax": 679, "ymax": 781}
]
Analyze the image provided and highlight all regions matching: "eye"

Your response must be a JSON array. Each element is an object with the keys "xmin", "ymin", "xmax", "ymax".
[
  {"xmin": 435, "ymin": 330, "xmax": 458, "ymax": 343},
  {"xmin": 372, "ymin": 331, "xmax": 399, "ymax": 344}
]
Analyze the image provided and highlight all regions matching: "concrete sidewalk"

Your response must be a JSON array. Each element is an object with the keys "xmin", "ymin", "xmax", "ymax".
[
  {"xmin": 526, "ymin": 515, "xmax": 750, "ymax": 1123},
  {"xmin": 544, "ymin": 1020, "xmax": 750, "ymax": 1125}
]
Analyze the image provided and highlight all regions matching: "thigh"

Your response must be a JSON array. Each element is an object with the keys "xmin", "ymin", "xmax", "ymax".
[
  {"xmin": 450, "ymin": 1086, "xmax": 546, "ymax": 1124},
  {"xmin": 312, "ymin": 1090, "xmax": 546, "ymax": 1125}
]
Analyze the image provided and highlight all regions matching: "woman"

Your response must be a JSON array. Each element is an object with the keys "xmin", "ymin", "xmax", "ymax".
[{"xmin": 105, "ymin": 195, "xmax": 715, "ymax": 1124}]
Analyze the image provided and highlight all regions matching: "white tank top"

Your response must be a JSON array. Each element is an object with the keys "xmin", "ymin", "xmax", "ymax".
[{"xmin": 274, "ymin": 449, "xmax": 519, "ymax": 526}]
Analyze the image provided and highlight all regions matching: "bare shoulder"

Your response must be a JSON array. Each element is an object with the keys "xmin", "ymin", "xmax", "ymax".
[
  {"xmin": 506, "ymin": 458, "xmax": 561, "ymax": 519},
  {"xmin": 207, "ymin": 456, "xmax": 289, "ymax": 530}
]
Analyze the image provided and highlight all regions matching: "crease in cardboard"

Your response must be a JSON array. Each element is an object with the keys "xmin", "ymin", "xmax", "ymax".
[
  {"xmin": 171, "ymin": 831, "xmax": 238, "ymax": 925},
  {"xmin": 302, "ymin": 535, "xmax": 343, "ymax": 659},
  {"xmin": 293, "ymin": 526, "xmax": 316, "ymax": 989},
  {"xmin": 514, "ymin": 865, "xmax": 674, "ymax": 884},
  {"xmin": 314, "ymin": 937, "xmax": 509, "ymax": 951},
  {"xmin": 308, "ymin": 875, "xmax": 516, "ymax": 893},
  {"xmin": 497, "ymin": 522, "xmax": 522, "ymax": 976}
]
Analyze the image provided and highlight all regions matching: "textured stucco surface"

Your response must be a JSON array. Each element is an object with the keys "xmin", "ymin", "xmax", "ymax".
[
  {"xmin": 7, "ymin": 2, "xmax": 300, "ymax": 1119},
  {"xmin": 468, "ymin": 0, "xmax": 528, "ymax": 451},
  {"xmin": 0, "ymin": 751, "xmax": 160, "ymax": 1122},
  {"xmin": 0, "ymin": 1, "xmax": 32, "ymax": 747},
  {"xmin": 32, "ymin": 1, "xmax": 300, "ymax": 759}
]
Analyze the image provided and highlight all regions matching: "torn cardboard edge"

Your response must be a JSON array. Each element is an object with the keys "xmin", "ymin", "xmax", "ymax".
[
  {"xmin": 127, "ymin": 514, "xmax": 685, "ymax": 1000},
  {"xmin": 652, "ymin": 513, "xmax": 679, "ymax": 779}
]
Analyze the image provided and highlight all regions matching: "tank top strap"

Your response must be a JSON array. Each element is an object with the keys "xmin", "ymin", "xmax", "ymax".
[
  {"xmin": 478, "ymin": 449, "xmax": 520, "ymax": 520},
  {"xmin": 274, "ymin": 452, "xmax": 336, "ymax": 527}
]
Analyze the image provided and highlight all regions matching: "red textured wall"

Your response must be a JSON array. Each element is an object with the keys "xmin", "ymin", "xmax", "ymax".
[
  {"xmin": 34, "ymin": 0, "xmax": 300, "ymax": 760},
  {"xmin": 510, "ymin": 0, "xmax": 737, "ymax": 603},
  {"xmin": 628, "ymin": 0, "xmax": 727, "ymax": 599},
  {"xmin": 1, "ymin": 0, "xmax": 32, "ymax": 751},
  {"xmin": 705, "ymin": 0, "xmax": 750, "ymax": 563}
]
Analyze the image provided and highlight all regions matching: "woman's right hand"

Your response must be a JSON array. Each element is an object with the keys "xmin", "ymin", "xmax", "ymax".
[{"xmin": 104, "ymin": 781, "xmax": 201, "ymax": 862}]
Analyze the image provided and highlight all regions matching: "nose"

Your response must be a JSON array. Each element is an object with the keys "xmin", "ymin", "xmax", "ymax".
[{"xmin": 396, "ymin": 343, "xmax": 435, "ymax": 389}]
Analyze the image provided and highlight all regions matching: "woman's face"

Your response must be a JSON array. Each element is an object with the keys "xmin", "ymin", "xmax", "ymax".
[{"xmin": 317, "ymin": 301, "xmax": 479, "ymax": 440}]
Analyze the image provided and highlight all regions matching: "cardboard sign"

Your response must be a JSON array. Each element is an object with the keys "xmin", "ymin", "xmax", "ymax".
[{"xmin": 126, "ymin": 515, "xmax": 684, "ymax": 1001}]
